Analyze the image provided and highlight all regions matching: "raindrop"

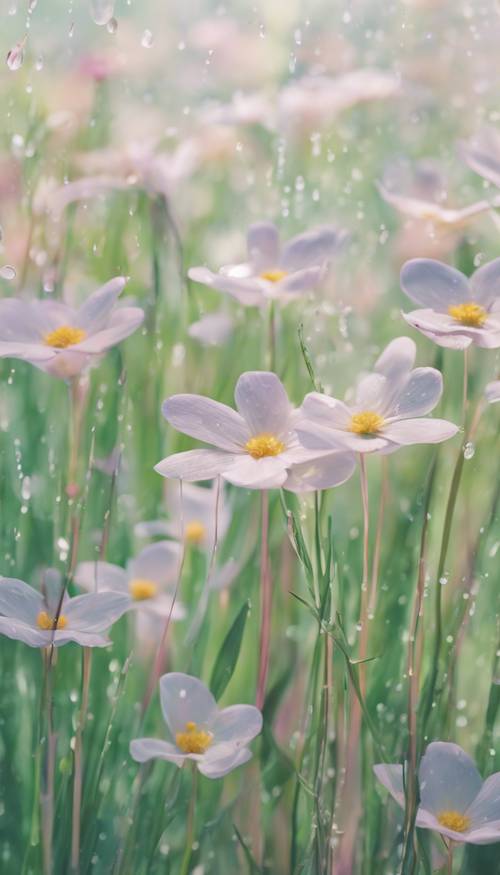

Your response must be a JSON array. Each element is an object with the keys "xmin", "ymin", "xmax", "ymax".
[
  {"xmin": 90, "ymin": 0, "xmax": 114, "ymax": 25},
  {"xmin": 141, "ymin": 29, "xmax": 154, "ymax": 48},
  {"xmin": 7, "ymin": 37, "xmax": 26, "ymax": 71},
  {"xmin": 0, "ymin": 266, "xmax": 16, "ymax": 280},
  {"xmin": 463, "ymin": 441, "xmax": 475, "ymax": 460},
  {"xmin": 106, "ymin": 17, "xmax": 118, "ymax": 33}
]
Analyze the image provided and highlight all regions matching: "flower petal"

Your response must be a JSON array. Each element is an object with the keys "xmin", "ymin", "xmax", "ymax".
[
  {"xmin": 299, "ymin": 393, "xmax": 353, "ymax": 431},
  {"xmin": 212, "ymin": 704, "xmax": 263, "ymax": 745},
  {"xmin": 470, "ymin": 258, "xmax": 500, "ymax": 307},
  {"xmin": 485, "ymin": 381, "xmax": 500, "ymax": 404},
  {"xmin": 162, "ymin": 395, "xmax": 249, "ymax": 452},
  {"xmin": 73, "ymin": 307, "xmax": 144, "ymax": 353},
  {"xmin": 276, "ymin": 266, "xmax": 323, "ymax": 295},
  {"xmin": 76, "ymin": 276, "xmax": 128, "ymax": 332},
  {"xmin": 247, "ymin": 222, "xmax": 280, "ymax": 272},
  {"xmin": 223, "ymin": 456, "xmax": 288, "ymax": 489},
  {"xmin": 74, "ymin": 561, "xmax": 128, "ymax": 594},
  {"xmin": 403, "ymin": 310, "xmax": 473, "ymax": 349},
  {"xmin": 159, "ymin": 672, "xmax": 218, "ymax": 737},
  {"xmin": 155, "ymin": 449, "xmax": 238, "ymax": 482},
  {"xmin": 419, "ymin": 742, "xmax": 483, "ymax": 816},
  {"xmin": 284, "ymin": 451, "xmax": 357, "ymax": 492},
  {"xmin": 234, "ymin": 371, "xmax": 292, "ymax": 437},
  {"xmin": 382, "ymin": 418, "xmax": 458, "ymax": 445},
  {"xmin": 466, "ymin": 773, "xmax": 500, "ymax": 827},
  {"xmin": 128, "ymin": 541, "xmax": 181, "ymax": 586},
  {"xmin": 373, "ymin": 763, "xmax": 405, "ymax": 808},
  {"xmin": 130, "ymin": 738, "xmax": 186, "ymax": 766},
  {"xmin": 280, "ymin": 225, "xmax": 347, "ymax": 271},
  {"xmin": 400, "ymin": 259, "xmax": 470, "ymax": 310},
  {"xmin": 390, "ymin": 368, "xmax": 443, "ymax": 418},
  {"xmin": 0, "ymin": 577, "xmax": 43, "ymax": 623},
  {"xmin": 188, "ymin": 267, "xmax": 264, "ymax": 307},
  {"xmin": 64, "ymin": 592, "xmax": 130, "ymax": 632},
  {"xmin": 197, "ymin": 746, "xmax": 252, "ymax": 778},
  {"xmin": 0, "ymin": 616, "xmax": 49, "ymax": 647}
]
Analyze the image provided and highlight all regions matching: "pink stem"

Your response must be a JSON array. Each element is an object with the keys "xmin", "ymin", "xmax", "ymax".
[{"xmin": 256, "ymin": 490, "xmax": 271, "ymax": 710}]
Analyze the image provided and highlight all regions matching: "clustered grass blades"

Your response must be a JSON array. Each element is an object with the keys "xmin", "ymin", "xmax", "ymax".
[{"xmin": 1, "ymin": 3, "xmax": 500, "ymax": 875}]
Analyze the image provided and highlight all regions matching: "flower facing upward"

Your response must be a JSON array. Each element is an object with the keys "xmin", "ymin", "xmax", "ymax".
[
  {"xmin": 130, "ymin": 672, "xmax": 263, "ymax": 778},
  {"xmin": 400, "ymin": 257, "xmax": 500, "ymax": 349},
  {"xmin": 296, "ymin": 337, "xmax": 458, "ymax": 455},
  {"xmin": 0, "ymin": 576, "xmax": 129, "ymax": 648},
  {"xmin": 74, "ymin": 541, "xmax": 185, "ymax": 620},
  {"xmin": 188, "ymin": 221, "xmax": 348, "ymax": 307},
  {"xmin": 155, "ymin": 370, "xmax": 356, "ymax": 492},
  {"xmin": 0, "ymin": 276, "xmax": 144, "ymax": 378},
  {"xmin": 374, "ymin": 742, "xmax": 500, "ymax": 845}
]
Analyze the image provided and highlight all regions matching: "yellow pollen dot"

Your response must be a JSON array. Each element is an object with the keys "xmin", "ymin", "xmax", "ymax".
[
  {"xmin": 245, "ymin": 433, "xmax": 286, "ymax": 459},
  {"xmin": 437, "ymin": 811, "xmax": 471, "ymax": 833},
  {"xmin": 185, "ymin": 519, "xmax": 207, "ymax": 545},
  {"xmin": 260, "ymin": 269, "xmax": 287, "ymax": 283},
  {"xmin": 129, "ymin": 578, "xmax": 158, "ymax": 601},
  {"xmin": 448, "ymin": 302, "xmax": 487, "ymax": 328},
  {"xmin": 36, "ymin": 611, "xmax": 67, "ymax": 630},
  {"xmin": 349, "ymin": 411, "xmax": 385, "ymax": 435},
  {"xmin": 44, "ymin": 325, "xmax": 87, "ymax": 349},
  {"xmin": 175, "ymin": 721, "xmax": 213, "ymax": 754}
]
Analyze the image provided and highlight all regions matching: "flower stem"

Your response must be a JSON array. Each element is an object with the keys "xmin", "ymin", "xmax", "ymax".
[
  {"xmin": 358, "ymin": 454, "xmax": 370, "ymax": 695},
  {"xmin": 446, "ymin": 840, "xmax": 454, "ymax": 875},
  {"xmin": 256, "ymin": 490, "xmax": 272, "ymax": 710},
  {"xmin": 71, "ymin": 647, "xmax": 92, "ymax": 873},
  {"xmin": 40, "ymin": 649, "xmax": 56, "ymax": 875},
  {"xmin": 179, "ymin": 765, "xmax": 198, "ymax": 875}
]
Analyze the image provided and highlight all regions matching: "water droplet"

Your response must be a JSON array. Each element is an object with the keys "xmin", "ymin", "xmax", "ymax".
[
  {"xmin": 463, "ymin": 441, "xmax": 475, "ymax": 460},
  {"xmin": 0, "ymin": 265, "xmax": 16, "ymax": 280},
  {"xmin": 7, "ymin": 36, "xmax": 26, "ymax": 71},
  {"xmin": 141, "ymin": 28, "xmax": 154, "ymax": 48},
  {"xmin": 89, "ymin": 0, "xmax": 114, "ymax": 26},
  {"xmin": 106, "ymin": 16, "xmax": 118, "ymax": 33}
]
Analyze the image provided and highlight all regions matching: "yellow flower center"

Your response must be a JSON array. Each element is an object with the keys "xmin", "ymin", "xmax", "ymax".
[
  {"xmin": 260, "ymin": 269, "xmax": 287, "ymax": 283},
  {"xmin": 437, "ymin": 810, "xmax": 471, "ymax": 833},
  {"xmin": 245, "ymin": 433, "xmax": 286, "ymax": 459},
  {"xmin": 129, "ymin": 578, "xmax": 158, "ymax": 600},
  {"xmin": 175, "ymin": 721, "xmax": 213, "ymax": 754},
  {"xmin": 349, "ymin": 411, "xmax": 385, "ymax": 435},
  {"xmin": 185, "ymin": 519, "xmax": 207, "ymax": 545},
  {"xmin": 448, "ymin": 302, "xmax": 487, "ymax": 328},
  {"xmin": 36, "ymin": 611, "xmax": 67, "ymax": 630},
  {"xmin": 44, "ymin": 325, "xmax": 87, "ymax": 349}
]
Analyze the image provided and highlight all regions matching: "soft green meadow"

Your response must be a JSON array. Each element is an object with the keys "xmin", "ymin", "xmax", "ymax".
[{"xmin": 1, "ymin": 2, "xmax": 500, "ymax": 874}]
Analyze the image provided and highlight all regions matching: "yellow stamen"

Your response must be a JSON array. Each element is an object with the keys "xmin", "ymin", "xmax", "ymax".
[
  {"xmin": 36, "ymin": 611, "xmax": 67, "ymax": 630},
  {"xmin": 175, "ymin": 721, "xmax": 213, "ymax": 754},
  {"xmin": 260, "ymin": 269, "xmax": 287, "ymax": 283},
  {"xmin": 448, "ymin": 302, "xmax": 487, "ymax": 328},
  {"xmin": 185, "ymin": 519, "xmax": 207, "ymax": 545},
  {"xmin": 129, "ymin": 578, "xmax": 158, "ymax": 600},
  {"xmin": 437, "ymin": 810, "xmax": 471, "ymax": 833},
  {"xmin": 44, "ymin": 325, "xmax": 87, "ymax": 349},
  {"xmin": 245, "ymin": 433, "xmax": 285, "ymax": 459},
  {"xmin": 349, "ymin": 411, "xmax": 385, "ymax": 435}
]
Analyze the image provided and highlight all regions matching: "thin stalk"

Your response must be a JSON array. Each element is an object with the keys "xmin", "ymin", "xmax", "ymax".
[
  {"xmin": 71, "ymin": 647, "xmax": 92, "ymax": 873},
  {"xmin": 368, "ymin": 457, "xmax": 388, "ymax": 618},
  {"xmin": 267, "ymin": 301, "xmax": 277, "ymax": 373},
  {"xmin": 446, "ymin": 841, "xmax": 454, "ymax": 875},
  {"xmin": 179, "ymin": 765, "xmax": 198, "ymax": 875},
  {"xmin": 357, "ymin": 454, "xmax": 370, "ymax": 695},
  {"xmin": 256, "ymin": 490, "xmax": 272, "ymax": 710},
  {"xmin": 40, "ymin": 649, "xmax": 56, "ymax": 875}
]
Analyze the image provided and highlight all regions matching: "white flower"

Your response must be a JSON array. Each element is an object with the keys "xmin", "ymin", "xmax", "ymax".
[
  {"xmin": 297, "ymin": 337, "xmax": 458, "ymax": 455},
  {"xmin": 188, "ymin": 221, "xmax": 348, "ymax": 308},
  {"xmin": 400, "ymin": 257, "xmax": 500, "ymax": 349},
  {"xmin": 375, "ymin": 742, "xmax": 500, "ymax": 845},
  {"xmin": 130, "ymin": 672, "xmax": 262, "ymax": 778},
  {"xmin": 0, "ymin": 576, "xmax": 129, "ymax": 647},
  {"xmin": 0, "ymin": 277, "xmax": 144, "ymax": 379},
  {"xmin": 74, "ymin": 542, "xmax": 185, "ymax": 620},
  {"xmin": 155, "ymin": 370, "xmax": 356, "ymax": 492},
  {"xmin": 485, "ymin": 380, "xmax": 500, "ymax": 404}
]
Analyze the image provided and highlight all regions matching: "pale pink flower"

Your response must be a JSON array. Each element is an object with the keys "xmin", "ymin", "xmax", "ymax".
[
  {"xmin": 297, "ymin": 337, "xmax": 458, "ymax": 455},
  {"xmin": 188, "ymin": 221, "xmax": 348, "ymax": 307},
  {"xmin": 400, "ymin": 257, "xmax": 500, "ymax": 349},
  {"xmin": 375, "ymin": 742, "xmax": 500, "ymax": 845}
]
